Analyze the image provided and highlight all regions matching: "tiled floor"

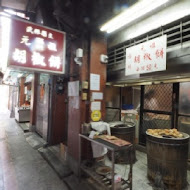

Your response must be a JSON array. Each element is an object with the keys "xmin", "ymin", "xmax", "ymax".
[
  {"xmin": 105, "ymin": 147, "xmax": 190, "ymax": 190},
  {"xmin": 0, "ymin": 111, "xmax": 69, "ymax": 190}
]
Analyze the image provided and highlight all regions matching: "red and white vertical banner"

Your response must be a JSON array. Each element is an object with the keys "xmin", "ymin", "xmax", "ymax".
[
  {"xmin": 125, "ymin": 35, "xmax": 167, "ymax": 76},
  {"xmin": 7, "ymin": 17, "xmax": 66, "ymax": 74}
]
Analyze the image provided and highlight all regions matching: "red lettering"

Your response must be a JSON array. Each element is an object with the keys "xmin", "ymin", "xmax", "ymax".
[
  {"xmin": 146, "ymin": 64, "xmax": 152, "ymax": 71},
  {"xmin": 150, "ymin": 42, "xmax": 156, "ymax": 48},
  {"xmin": 128, "ymin": 64, "xmax": 131, "ymax": 69},
  {"xmin": 136, "ymin": 67, "xmax": 140, "ymax": 72},
  {"xmin": 156, "ymin": 48, "xmax": 164, "ymax": 59},
  {"xmin": 141, "ymin": 66, "xmax": 145, "ymax": 71},
  {"xmin": 127, "ymin": 54, "xmax": 132, "ymax": 59},
  {"xmin": 134, "ymin": 55, "xmax": 140, "ymax": 63},
  {"xmin": 144, "ymin": 53, "xmax": 152, "ymax": 61},
  {"xmin": 154, "ymin": 63, "xmax": 158, "ymax": 69}
]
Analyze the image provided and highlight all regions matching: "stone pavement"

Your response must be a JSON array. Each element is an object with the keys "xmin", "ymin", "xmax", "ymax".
[{"xmin": 0, "ymin": 114, "xmax": 69, "ymax": 190}]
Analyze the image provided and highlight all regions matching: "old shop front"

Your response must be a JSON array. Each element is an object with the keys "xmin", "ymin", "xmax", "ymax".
[
  {"xmin": 104, "ymin": 0, "xmax": 190, "ymax": 151},
  {"xmin": 101, "ymin": 0, "xmax": 190, "ymax": 189},
  {"xmin": 1, "ymin": 14, "xmax": 67, "ymax": 145}
]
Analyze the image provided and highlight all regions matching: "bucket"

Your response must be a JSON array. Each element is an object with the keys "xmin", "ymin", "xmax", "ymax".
[
  {"xmin": 109, "ymin": 122, "xmax": 136, "ymax": 164},
  {"xmin": 146, "ymin": 132, "xmax": 189, "ymax": 190}
]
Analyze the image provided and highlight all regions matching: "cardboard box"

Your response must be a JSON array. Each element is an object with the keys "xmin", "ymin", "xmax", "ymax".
[{"xmin": 60, "ymin": 143, "xmax": 67, "ymax": 161}]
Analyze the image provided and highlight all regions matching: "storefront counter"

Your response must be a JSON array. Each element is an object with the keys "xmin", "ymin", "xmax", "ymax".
[{"xmin": 15, "ymin": 107, "xmax": 30, "ymax": 122}]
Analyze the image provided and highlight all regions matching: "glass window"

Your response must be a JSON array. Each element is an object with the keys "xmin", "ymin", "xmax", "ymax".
[{"xmin": 179, "ymin": 82, "xmax": 190, "ymax": 115}]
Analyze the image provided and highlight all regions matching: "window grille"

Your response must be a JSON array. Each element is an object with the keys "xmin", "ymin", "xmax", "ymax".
[{"xmin": 107, "ymin": 16, "xmax": 190, "ymax": 71}]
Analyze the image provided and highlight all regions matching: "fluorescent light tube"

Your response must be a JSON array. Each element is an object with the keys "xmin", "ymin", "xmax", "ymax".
[{"xmin": 100, "ymin": 0, "xmax": 169, "ymax": 33}]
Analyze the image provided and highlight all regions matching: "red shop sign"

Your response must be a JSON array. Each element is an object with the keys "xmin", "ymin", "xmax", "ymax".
[{"xmin": 8, "ymin": 17, "xmax": 66, "ymax": 74}]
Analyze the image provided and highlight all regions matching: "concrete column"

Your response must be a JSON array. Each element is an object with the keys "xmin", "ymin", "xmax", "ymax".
[
  {"xmin": 89, "ymin": 35, "xmax": 107, "ymax": 120},
  {"xmin": 67, "ymin": 34, "xmax": 107, "ymax": 175},
  {"xmin": 30, "ymin": 73, "xmax": 38, "ymax": 131}
]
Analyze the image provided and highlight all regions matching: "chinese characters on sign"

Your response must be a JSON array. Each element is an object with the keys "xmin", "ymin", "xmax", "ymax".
[
  {"xmin": 125, "ymin": 35, "xmax": 167, "ymax": 76},
  {"xmin": 8, "ymin": 18, "xmax": 66, "ymax": 74}
]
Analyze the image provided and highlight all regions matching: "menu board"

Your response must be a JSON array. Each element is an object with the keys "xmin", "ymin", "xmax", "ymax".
[{"xmin": 125, "ymin": 35, "xmax": 167, "ymax": 76}]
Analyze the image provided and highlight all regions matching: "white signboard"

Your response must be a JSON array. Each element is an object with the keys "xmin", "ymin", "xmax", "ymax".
[
  {"xmin": 125, "ymin": 35, "xmax": 167, "ymax": 76},
  {"xmin": 90, "ymin": 74, "xmax": 100, "ymax": 91}
]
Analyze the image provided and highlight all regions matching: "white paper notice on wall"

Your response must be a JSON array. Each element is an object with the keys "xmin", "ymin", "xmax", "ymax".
[
  {"xmin": 91, "ymin": 101, "xmax": 101, "ymax": 111},
  {"xmin": 92, "ymin": 92, "xmax": 103, "ymax": 100},
  {"xmin": 90, "ymin": 74, "xmax": 100, "ymax": 91},
  {"xmin": 68, "ymin": 81, "xmax": 79, "ymax": 97},
  {"xmin": 125, "ymin": 35, "xmax": 167, "ymax": 76},
  {"xmin": 70, "ymin": 97, "xmax": 79, "ymax": 109},
  {"xmin": 24, "ymin": 86, "xmax": 27, "ymax": 94}
]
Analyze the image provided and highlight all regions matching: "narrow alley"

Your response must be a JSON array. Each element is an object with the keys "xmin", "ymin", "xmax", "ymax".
[
  {"xmin": 0, "ymin": 1, "xmax": 190, "ymax": 190},
  {"xmin": 0, "ymin": 112, "xmax": 69, "ymax": 190}
]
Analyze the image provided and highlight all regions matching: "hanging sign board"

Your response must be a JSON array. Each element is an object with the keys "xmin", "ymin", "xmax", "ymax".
[
  {"xmin": 7, "ymin": 17, "xmax": 66, "ymax": 74},
  {"xmin": 125, "ymin": 35, "xmax": 167, "ymax": 76}
]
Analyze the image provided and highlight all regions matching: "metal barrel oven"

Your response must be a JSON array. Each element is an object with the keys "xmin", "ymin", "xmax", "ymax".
[
  {"xmin": 109, "ymin": 122, "xmax": 136, "ymax": 164},
  {"xmin": 146, "ymin": 132, "xmax": 189, "ymax": 190}
]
